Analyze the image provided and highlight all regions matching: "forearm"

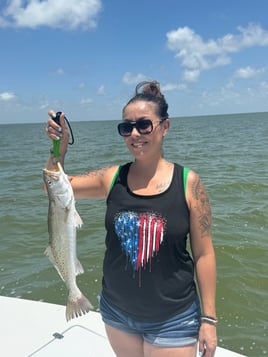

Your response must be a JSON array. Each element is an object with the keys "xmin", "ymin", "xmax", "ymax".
[
  {"xmin": 45, "ymin": 148, "xmax": 66, "ymax": 171},
  {"xmin": 196, "ymin": 252, "xmax": 218, "ymax": 356},
  {"xmin": 195, "ymin": 252, "xmax": 217, "ymax": 317}
]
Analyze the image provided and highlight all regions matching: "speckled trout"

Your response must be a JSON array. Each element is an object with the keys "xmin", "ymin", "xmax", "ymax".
[{"xmin": 43, "ymin": 162, "xmax": 93, "ymax": 321}]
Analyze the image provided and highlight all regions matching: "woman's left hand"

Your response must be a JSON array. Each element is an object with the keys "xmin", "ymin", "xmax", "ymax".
[{"xmin": 198, "ymin": 323, "xmax": 217, "ymax": 356}]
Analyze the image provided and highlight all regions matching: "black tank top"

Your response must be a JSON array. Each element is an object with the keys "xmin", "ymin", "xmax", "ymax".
[{"xmin": 102, "ymin": 162, "xmax": 196, "ymax": 321}]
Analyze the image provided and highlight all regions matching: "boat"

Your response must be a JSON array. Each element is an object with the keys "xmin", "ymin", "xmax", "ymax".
[{"xmin": 0, "ymin": 295, "xmax": 247, "ymax": 356}]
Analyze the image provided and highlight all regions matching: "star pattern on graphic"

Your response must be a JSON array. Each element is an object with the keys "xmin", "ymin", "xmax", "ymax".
[{"xmin": 114, "ymin": 211, "xmax": 166, "ymax": 272}]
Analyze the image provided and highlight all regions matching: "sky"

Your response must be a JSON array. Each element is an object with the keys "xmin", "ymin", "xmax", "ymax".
[{"xmin": 1, "ymin": 0, "xmax": 268, "ymax": 123}]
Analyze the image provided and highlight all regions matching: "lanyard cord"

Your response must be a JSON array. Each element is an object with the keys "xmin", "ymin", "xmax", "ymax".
[
  {"xmin": 52, "ymin": 111, "xmax": 74, "ymax": 145},
  {"xmin": 64, "ymin": 115, "xmax": 74, "ymax": 145}
]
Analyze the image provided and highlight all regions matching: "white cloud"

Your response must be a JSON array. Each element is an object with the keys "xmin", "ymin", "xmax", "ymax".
[
  {"xmin": 79, "ymin": 82, "xmax": 86, "ymax": 89},
  {"xmin": 197, "ymin": 78, "xmax": 268, "ymax": 114},
  {"xmin": 122, "ymin": 72, "xmax": 148, "ymax": 85},
  {"xmin": 97, "ymin": 85, "xmax": 105, "ymax": 95},
  {"xmin": 260, "ymin": 81, "xmax": 268, "ymax": 90},
  {"xmin": 162, "ymin": 83, "xmax": 187, "ymax": 91},
  {"xmin": 166, "ymin": 23, "xmax": 268, "ymax": 82},
  {"xmin": 56, "ymin": 68, "xmax": 65, "ymax": 76},
  {"xmin": 0, "ymin": 0, "xmax": 102, "ymax": 30},
  {"xmin": 235, "ymin": 66, "xmax": 265, "ymax": 79},
  {"xmin": 183, "ymin": 69, "xmax": 200, "ymax": 82},
  {"xmin": 80, "ymin": 97, "xmax": 92, "ymax": 105},
  {"xmin": 39, "ymin": 101, "xmax": 49, "ymax": 110},
  {"xmin": 0, "ymin": 92, "xmax": 16, "ymax": 101}
]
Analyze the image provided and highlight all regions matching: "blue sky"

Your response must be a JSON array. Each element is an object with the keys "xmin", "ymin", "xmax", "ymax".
[{"xmin": 1, "ymin": 0, "xmax": 268, "ymax": 123}]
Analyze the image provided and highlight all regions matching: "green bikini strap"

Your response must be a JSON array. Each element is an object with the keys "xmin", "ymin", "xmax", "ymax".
[
  {"xmin": 183, "ymin": 167, "xmax": 189, "ymax": 196},
  {"xmin": 109, "ymin": 165, "xmax": 122, "ymax": 192},
  {"xmin": 110, "ymin": 165, "xmax": 189, "ymax": 195}
]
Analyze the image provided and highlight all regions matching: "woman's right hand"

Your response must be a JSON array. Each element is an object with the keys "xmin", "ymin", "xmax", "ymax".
[{"xmin": 46, "ymin": 110, "xmax": 70, "ymax": 158}]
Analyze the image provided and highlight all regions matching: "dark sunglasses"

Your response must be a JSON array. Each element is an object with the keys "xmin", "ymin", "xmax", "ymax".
[{"xmin": 117, "ymin": 118, "xmax": 165, "ymax": 137}]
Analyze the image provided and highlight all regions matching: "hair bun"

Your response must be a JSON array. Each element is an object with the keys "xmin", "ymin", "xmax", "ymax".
[{"xmin": 135, "ymin": 80, "xmax": 163, "ymax": 98}]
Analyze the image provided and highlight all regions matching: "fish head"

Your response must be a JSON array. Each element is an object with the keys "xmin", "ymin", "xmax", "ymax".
[{"xmin": 43, "ymin": 162, "xmax": 73, "ymax": 205}]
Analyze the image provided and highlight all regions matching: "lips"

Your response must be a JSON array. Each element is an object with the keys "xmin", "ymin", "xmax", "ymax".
[{"xmin": 131, "ymin": 141, "xmax": 147, "ymax": 148}]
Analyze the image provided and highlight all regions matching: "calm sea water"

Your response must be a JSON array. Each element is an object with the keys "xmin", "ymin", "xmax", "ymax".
[{"xmin": 0, "ymin": 113, "xmax": 267, "ymax": 356}]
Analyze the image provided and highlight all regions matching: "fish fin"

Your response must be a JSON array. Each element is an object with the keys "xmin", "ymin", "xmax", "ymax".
[
  {"xmin": 66, "ymin": 293, "xmax": 93, "ymax": 321},
  {"xmin": 44, "ymin": 246, "xmax": 65, "ymax": 281},
  {"xmin": 74, "ymin": 209, "xmax": 83, "ymax": 229},
  {"xmin": 75, "ymin": 259, "xmax": 84, "ymax": 276},
  {"xmin": 44, "ymin": 245, "xmax": 56, "ymax": 265}
]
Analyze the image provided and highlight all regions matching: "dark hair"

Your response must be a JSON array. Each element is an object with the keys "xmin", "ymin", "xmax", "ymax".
[{"xmin": 123, "ymin": 81, "xmax": 169, "ymax": 119}]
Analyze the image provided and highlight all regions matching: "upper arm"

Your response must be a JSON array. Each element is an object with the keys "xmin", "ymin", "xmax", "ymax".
[
  {"xmin": 69, "ymin": 165, "xmax": 119, "ymax": 199},
  {"xmin": 185, "ymin": 170, "xmax": 213, "ymax": 260}
]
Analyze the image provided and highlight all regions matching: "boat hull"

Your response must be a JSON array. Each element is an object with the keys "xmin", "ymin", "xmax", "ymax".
[{"xmin": 0, "ymin": 296, "xmax": 246, "ymax": 357}]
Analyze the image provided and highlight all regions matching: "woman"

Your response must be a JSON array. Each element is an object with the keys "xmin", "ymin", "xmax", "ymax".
[{"xmin": 45, "ymin": 81, "xmax": 217, "ymax": 357}]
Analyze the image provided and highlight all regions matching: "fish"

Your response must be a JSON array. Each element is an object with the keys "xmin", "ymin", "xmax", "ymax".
[{"xmin": 43, "ymin": 162, "xmax": 93, "ymax": 321}]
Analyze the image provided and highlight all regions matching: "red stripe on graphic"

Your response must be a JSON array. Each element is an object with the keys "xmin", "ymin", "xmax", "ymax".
[
  {"xmin": 156, "ymin": 217, "xmax": 163, "ymax": 251},
  {"xmin": 137, "ymin": 215, "xmax": 145, "ymax": 270}
]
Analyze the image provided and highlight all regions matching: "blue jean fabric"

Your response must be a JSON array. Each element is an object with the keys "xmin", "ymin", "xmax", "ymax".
[{"xmin": 99, "ymin": 294, "xmax": 201, "ymax": 347}]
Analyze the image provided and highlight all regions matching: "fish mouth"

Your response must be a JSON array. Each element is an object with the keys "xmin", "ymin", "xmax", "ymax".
[
  {"xmin": 43, "ymin": 169, "xmax": 60, "ymax": 182},
  {"xmin": 43, "ymin": 162, "xmax": 63, "ymax": 174},
  {"xmin": 43, "ymin": 162, "xmax": 63, "ymax": 181}
]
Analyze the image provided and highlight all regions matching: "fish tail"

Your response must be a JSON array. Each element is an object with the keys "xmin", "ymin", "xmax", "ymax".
[{"xmin": 66, "ymin": 293, "xmax": 93, "ymax": 321}]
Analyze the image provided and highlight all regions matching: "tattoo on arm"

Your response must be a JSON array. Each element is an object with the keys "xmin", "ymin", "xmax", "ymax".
[
  {"xmin": 191, "ymin": 177, "xmax": 212, "ymax": 237},
  {"xmin": 81, "ymin": 166, "xmax": 111, "ymax": 178}
]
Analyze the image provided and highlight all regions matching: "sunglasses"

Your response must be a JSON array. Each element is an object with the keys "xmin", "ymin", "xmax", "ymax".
[{"xmin": 117, "ymin": 118, "xmax": 165, "ymax": 137}]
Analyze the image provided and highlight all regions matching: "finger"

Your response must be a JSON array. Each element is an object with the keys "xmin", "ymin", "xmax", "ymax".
[
  {"xmin": 199, "ymin": 343, "xmax": 206, "ymax": 356},
  {"xmin": 59, "ymin": 112, "xmax": 68, "ymax": 130},
  {"xmin": 46, "ymin": 128, "xmax": 62, "ymax": 141},
  {"xmin": 47, "ymin": 110, "xmax": 62, "ymax": 133},
  {"xmin": 46, "ymin": 120, "xmax": 62, "ymax": 140},
  {"xmin": 48, "ymin": 109, "xmax": 55, "ymax": 118}
]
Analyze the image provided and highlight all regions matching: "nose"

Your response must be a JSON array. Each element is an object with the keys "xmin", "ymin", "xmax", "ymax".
[{"xmin": 130, "ymin": 126, "xmax": 141, "ymax": 136}]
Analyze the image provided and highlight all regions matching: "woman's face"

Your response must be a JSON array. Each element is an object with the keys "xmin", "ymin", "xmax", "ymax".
[{"xmin": 122, "ymin": 100, "xmax": 169, "ymax": 160}]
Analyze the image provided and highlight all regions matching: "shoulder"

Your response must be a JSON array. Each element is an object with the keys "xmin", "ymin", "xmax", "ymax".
[
  {"xmin": 103, "ymin": 165, "xmax": 131, "ymax": 195},
  {"xmin": 185, "ymin": 169, "xmax": 212, "ymax": 237},
  {"xmin": 97, "ymin": 165, "xmax": 120, "ymax": 188},
  {"xmin": 186, "ymin": 169, "xmax": 200, "ymax": 188},
  {"xmin": 185, "ymin": 170, "xmax": 210, "ymax": 209},
  {"xmin": 96, "ymin": 165, "xmax": 119, "ymax": 177}
]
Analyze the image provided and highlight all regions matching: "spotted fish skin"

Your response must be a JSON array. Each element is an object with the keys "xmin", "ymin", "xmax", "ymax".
[{"xmin": 43, "ymin": 162, "xmax": 93, "ymax": 321}]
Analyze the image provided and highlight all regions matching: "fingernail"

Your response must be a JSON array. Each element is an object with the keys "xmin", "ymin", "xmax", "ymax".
[
  {"xmin": 57, "ymin": 127, "xmax": 62, "ymax": 133},
  {"xmin": 55, "ymin": 136, "xmax": 61, "ymax": 141}
]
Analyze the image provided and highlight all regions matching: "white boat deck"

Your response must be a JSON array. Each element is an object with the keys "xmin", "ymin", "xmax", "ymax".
[{"xmin": 0, "ymin": 296, "xmax": 246, "ymax": 356}]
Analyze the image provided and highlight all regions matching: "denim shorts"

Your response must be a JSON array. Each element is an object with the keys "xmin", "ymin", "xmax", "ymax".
[{"xmin": 99, "ymin": 294, "xmax": 201, "ymax": 347}]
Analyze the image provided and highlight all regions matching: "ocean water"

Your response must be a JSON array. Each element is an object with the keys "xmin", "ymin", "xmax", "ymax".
[{"xmin": 0, "ymin": 113, "xmax": 267, "ymax": 356}]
